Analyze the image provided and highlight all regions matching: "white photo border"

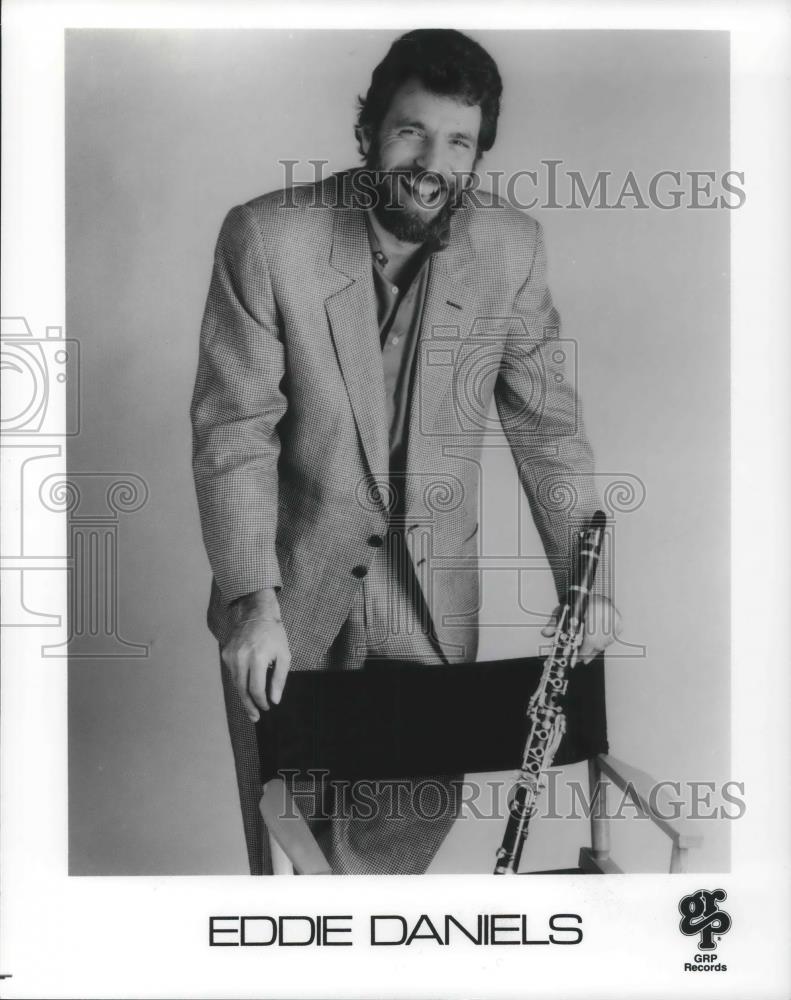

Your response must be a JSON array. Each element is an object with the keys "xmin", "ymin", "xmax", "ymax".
[{"xmin": 1, "ymin": 1, "xmax": 789, "ymax": 998}]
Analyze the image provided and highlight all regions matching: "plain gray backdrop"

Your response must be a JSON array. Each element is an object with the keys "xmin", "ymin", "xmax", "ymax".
[{"xmin": 66, "ymin": 29, "xmax": 730, "ymax": 874}]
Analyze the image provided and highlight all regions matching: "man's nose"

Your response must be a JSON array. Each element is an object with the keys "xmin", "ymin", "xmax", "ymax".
[{"xmin": 414, "ymin": 137, "xmax": 445, "ymax": 175}]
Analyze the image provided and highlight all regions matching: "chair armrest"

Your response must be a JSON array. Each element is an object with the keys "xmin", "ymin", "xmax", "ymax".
[{"xmin": 594, "ymin": 754, "xmax": 703, "ymax": 850}]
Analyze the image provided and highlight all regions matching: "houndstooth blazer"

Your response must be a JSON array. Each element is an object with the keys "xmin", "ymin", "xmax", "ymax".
[{"xmin": 190, "ymin": 170, "xmax": 603, "ymax": 669}]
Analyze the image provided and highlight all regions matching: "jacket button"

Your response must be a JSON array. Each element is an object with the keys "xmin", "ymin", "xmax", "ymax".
[
  {"xmin": 367, "ymin": 534, "xmax": 384, "ymax": 547},
  {"xmin": 352, "ymin": 565, "xmax": 368, "ymax": 578}
]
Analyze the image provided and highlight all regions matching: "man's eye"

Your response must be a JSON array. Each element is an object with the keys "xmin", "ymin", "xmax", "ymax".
[
  {"xmin": 452, "ymin": 138, "xmax": 471, "ymax": 148},
  {"xmin": 400, "ymin": 127, "xmax": 421, "ymax": 137}
]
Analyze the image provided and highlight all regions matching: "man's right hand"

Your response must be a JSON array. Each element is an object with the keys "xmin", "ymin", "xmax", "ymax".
[{"xmin": 221, "ymin": 588, "xmax": 291, "ymax": 722}]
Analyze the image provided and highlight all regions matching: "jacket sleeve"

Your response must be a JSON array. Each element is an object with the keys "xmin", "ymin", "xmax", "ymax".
[
  {"xmin": 494, "ymin": 219, "xmax": 605, "ymax": 602},
  {"xmin": 190, "ymin": 203, "xmax": 287, "ymax": 605}
]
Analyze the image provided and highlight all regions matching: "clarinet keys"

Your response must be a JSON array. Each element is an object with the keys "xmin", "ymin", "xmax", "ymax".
[{"xmin": 493, "ymin": 512, "xmax": 606, "ymax": 875}]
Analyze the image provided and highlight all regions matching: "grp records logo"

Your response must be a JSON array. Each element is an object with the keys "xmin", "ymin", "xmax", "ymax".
[{"xmin": 679, "ymin": 889, "xmax": 731, "ymax": 974}]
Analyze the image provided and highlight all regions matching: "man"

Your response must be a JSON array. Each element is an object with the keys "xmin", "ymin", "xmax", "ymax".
[{"xmin": 191, "ymin": 29, "xmax": 620, "ymax": 875}]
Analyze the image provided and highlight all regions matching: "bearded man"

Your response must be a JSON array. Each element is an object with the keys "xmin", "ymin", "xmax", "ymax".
[{"xmin": 190, "ymin": 28, "xmax": 620, "ymax": 875}]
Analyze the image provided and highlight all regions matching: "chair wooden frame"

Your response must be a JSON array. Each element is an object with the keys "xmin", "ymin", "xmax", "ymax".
[
  {"xmin": 579, "ymin": 754, "xmax": 703, "ymax": 874},
  {"xmin": 261, "ymin": 756, "xmax": 704, "ymax": 875}
]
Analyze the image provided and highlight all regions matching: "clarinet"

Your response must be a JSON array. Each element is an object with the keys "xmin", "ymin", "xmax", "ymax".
[{"xmin": 494, "ymin": 510, "xmax": 606, "ymax": 875}]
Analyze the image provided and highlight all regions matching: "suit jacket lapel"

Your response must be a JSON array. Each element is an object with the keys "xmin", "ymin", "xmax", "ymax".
[
  {"xmin": 404, "ymin": 207, "xmax": 478, "ymax": 516},
  {"xmin": 324, "ymin": 176, "xmax": 478, "ymax": 513},
  {"xmin": 325, "ymin": 200, "xmax": 390, "ymax": 493}
]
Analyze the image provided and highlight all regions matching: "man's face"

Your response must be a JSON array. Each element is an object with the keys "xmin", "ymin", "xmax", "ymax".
[{"xmin": 361, "ymin": 79, "xmax": 482, "ymax": 244}]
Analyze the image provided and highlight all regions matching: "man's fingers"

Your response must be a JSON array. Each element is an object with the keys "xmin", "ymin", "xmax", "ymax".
[
  {"xmin": 540, "ymin": 606, "xmax": 561, "ymax": 638},
  {"xmin": 241, "ymin": 691, "xmax": 262, "ymax": 722},
  {"xmin": 223, "ymin": 619, "xmax": 292, "ymax": 723},
  {"xmin": 579, "ymin": 637, "xmax": 605, "ymax": 665},
  {"xmin": 229, "ymin": 651, "xmax": 261, "ymax": 723},
  {"xmin": 585, "ymin": 601, "xmax": 623, "ymax": 660},
  {"xmin": 579, "ymin": 601, "xmax": 622, "ymax": 663},
  {"xmin": 268, "ymin": 649, "xmax": 292, "ymax": 706},
  {"xmin": 539, "ymin": 597, "xmax": 622, "ymax": 664},
  {"xmin": 247, "ymin": 651, "xmax": 273, "ymax": 715}
]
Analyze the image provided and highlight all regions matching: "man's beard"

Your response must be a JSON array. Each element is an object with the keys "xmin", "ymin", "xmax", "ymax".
[{"xmin": 363, "ymin": 147, "xmax": 469, "ymax": 245}]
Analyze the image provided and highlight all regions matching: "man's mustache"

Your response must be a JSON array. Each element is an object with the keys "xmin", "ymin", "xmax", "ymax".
[{"xmin": 358, "ymin": 167, "xmax": 468, "ymax": 210}]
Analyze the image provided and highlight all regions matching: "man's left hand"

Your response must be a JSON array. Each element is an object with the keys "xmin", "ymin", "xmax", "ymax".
[{"xmin": 540, "ymin": 595, "xmax": 622, "ymax": 664}]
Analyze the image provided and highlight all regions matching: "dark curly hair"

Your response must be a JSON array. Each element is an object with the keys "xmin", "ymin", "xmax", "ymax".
[{"xmin": 355, "ymin": 29, "xmax": 503, "ymax": 159}]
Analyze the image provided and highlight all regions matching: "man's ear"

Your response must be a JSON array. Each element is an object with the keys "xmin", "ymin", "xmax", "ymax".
[{"xmin": 357, "ymin": 126, "xmax": 372, "ymax": 157}]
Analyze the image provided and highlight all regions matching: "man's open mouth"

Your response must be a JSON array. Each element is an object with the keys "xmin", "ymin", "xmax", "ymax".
[{"xmin": 399, "ymin": 173, "xmax": 446, "ymax": 209}]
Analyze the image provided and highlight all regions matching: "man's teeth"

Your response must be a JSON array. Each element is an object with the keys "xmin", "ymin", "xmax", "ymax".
[
  {"xmin": 403, "ymin": 176, "xmax": 442, "ymax": 204},
  {"xmin": 418, "ymin": 179, "xmax": 440, "ymax": 201}
]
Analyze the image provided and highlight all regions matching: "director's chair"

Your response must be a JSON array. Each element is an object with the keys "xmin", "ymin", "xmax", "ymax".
[{"xmin": 254, "ymin": 656, "xmax": 702, "ymax": 875}]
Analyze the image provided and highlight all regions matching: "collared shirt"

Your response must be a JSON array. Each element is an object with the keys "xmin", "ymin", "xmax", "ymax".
[
  {"xmin": 364, "ymin": 212, "xmax": 449, "ymax": 490},
  {"xmin": 351, "ymin": 211, "xmax": 450, "ymax": 665}
]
